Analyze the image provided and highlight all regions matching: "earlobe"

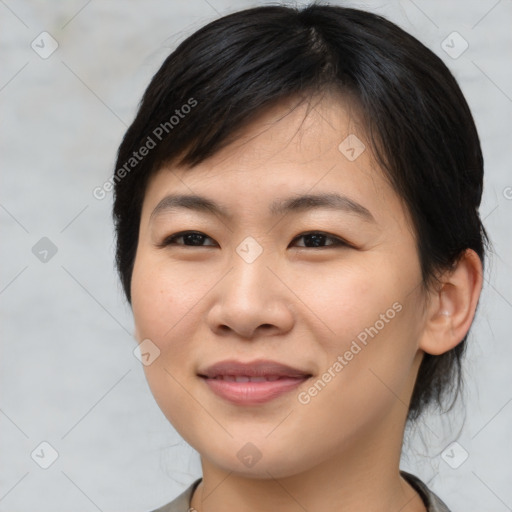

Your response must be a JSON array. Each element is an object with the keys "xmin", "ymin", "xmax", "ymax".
[{"xmin": 419, "ymin": 249, "xmax": 483, "ymax": 356}]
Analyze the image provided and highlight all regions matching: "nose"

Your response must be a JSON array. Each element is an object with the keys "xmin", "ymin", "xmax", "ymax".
[{"xmin": 206, "ymin": 252, "xmax": 295, "ymax": 340}]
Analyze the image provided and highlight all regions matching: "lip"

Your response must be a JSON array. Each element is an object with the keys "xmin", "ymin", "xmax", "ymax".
[
  {"xmin": 198, "ymin": 359, "xmax": 311, "ymax": 378},
  {"xmin": 198, "ymin": 359, "xmax": 312, "ymax": 405}
]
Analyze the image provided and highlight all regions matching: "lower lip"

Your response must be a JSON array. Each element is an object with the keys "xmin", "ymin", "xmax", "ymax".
[{"xmin": 201, "ymin": 376, "xmax": 310, "ymax": 405}]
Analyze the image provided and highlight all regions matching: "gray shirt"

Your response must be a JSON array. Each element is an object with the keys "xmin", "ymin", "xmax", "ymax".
[{"xmin": 151, "ymin": 471, "xmax": 451, "ymax": 511}]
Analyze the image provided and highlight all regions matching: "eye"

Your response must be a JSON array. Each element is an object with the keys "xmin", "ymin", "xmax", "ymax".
[
  {"xmin": 158, "ymin": 230, "xmax": 350, "ymax": 249},
  {"xmin": 290, "ymin": 231, "xmax": 349, "ymax": 249},
  {"xmin": 158, "ymin": 231, "xmax": 217, "ymax": 247}
]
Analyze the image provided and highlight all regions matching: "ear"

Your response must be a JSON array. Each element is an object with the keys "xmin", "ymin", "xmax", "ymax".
[{"xmin": 419, "ymin": 249, "xmax": 483, "ymax": 356}]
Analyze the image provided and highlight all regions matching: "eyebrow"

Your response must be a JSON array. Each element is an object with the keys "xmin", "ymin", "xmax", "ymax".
[{"xmin": 150, "ymin": 193, "xmax": 376, "ymax": 223}]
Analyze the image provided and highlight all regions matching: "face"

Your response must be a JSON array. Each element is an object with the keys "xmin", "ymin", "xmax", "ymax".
[{"xmin": 131, "ymin": 94, "xmax": 428, "ymax": 479}]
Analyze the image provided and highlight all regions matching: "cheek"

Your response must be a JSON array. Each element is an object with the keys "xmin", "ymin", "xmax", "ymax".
[
  {"xmin": 131, "ymin": 253, "xmax": 209, "ymax": 343},
  {"xmin": 301, "ymin": 255, "xmax": 422, "ymax": 390},
  {"xmin": 295, "ymin": 259, "xmax": 401, "ymax": 347},
  {"xmin": 131, "ymin": 253, "xmax": 207, "ymax": 434}
]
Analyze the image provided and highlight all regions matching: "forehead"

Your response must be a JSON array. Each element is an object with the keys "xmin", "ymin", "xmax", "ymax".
[{"xmin": 141, "ymin": 93, "xmax": 410, "ymax": 230}]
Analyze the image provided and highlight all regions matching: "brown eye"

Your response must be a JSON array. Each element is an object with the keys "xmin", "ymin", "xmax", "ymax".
[
  {"xmin": 290, "ymin": 232, "xmax": 349, "ymax": 248},
  {"xmin": 160, "ymin": 231, "xmax": 217, "ymax": 247}
]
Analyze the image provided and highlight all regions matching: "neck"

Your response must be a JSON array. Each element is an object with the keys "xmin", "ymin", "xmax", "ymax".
[{"xmin": 190, "ymin": 406, "xmax": 426, "ymax": 512}]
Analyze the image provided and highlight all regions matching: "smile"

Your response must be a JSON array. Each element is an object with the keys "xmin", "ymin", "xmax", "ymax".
[{"xmin": 200, "ymin": 375, "xmax": 310, "ymax": 405}]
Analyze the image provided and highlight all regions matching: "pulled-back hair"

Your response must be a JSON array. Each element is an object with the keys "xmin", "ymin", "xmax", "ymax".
[{"xmin": 113, "ymin": 4, "xmax": 488, "ymax": 421}]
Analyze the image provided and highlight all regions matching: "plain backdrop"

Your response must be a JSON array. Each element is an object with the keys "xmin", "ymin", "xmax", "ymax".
[{"xmin": 0, "ymin": 1, "xmax": 511, "ymax": 511}]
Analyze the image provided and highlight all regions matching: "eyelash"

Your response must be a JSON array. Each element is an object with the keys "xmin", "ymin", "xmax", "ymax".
[{"xmin": 158, "ymin": 230, "xmax": 351, "ymax": 249}]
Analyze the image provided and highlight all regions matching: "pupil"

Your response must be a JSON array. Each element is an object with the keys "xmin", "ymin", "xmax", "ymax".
[
  {"xmin": 307, "ymin": 234, "xmax": 325, "ymax": 247},
  {"xmin": 185, "ymin": 233, "xmax": 204, "ymax": 245}
]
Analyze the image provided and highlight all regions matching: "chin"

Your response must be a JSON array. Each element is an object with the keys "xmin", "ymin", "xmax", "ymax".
[{"xmin": 199, "ymin": 437, "xmax": 317, "ymax": 480}]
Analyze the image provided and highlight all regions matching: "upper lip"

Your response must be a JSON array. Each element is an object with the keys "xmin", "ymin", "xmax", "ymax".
[{"xmin": 198, "ymin": 359, "xmax": 312, "ymax": 379}]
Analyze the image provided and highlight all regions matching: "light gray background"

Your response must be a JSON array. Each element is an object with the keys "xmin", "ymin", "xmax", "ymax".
[{"xmin": 0, "ymin": 0, "xmax": 511, "ymax": 511}]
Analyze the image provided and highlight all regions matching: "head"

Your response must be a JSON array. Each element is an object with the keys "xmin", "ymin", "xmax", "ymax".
[{"xmin": 113, "ymin": 4, "xmax": 486, "ymax": 477}]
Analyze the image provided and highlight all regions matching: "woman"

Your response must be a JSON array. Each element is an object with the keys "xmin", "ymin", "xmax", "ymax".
[{"xmin": 113, "ymin": 4, "xmax": 487, "ymax": 511}]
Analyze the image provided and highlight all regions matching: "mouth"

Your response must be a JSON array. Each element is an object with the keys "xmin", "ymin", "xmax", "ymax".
[
  {"xmin": 198, "ymin": 359, "xmax": 312, "ymax": 405},
  {"xmin": 203, "ymin": 375, "xmax": 293, "ymax": 382}
]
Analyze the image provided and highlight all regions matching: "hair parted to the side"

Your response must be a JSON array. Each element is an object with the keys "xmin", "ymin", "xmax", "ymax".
[{"xmin": 112, "ymin": 3, "xmax": 488, "ymax": 422}]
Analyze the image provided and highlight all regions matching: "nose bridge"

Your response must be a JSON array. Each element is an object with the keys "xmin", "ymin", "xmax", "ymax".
[
  {"xmin": 207, "ymin": 236, "xmax": 294, "ymax": 337},
  {"xmin": 235, "ymin": 235, "xmax": 266, "ymax": 266},
  {"xmin": 228, "ymin": 236, "xmax": 275, "ymax": 305}
]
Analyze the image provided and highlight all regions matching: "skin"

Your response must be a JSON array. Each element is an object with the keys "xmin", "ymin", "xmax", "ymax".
[{"xmin": 131, "ymin": 93, "xmax": 483, "ymax": 512}]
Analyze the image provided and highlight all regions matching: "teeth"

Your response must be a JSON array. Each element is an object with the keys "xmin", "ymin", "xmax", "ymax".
[{"xmin": 213, "ymin": 375, "xmax": 285, "ymax": 382}]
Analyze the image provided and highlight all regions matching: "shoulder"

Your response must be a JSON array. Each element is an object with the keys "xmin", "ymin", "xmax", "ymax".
[
  {"xmin": 149, "ymin": 473, "xmax": 450, "ymax": 512},
  {"xmin": 150, "ymin": 478, "xmax": 202, "ymax": 512},
  {"xmin": 400, "ymin": 470, "xmax": 452, "ymax": 512}
]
